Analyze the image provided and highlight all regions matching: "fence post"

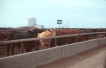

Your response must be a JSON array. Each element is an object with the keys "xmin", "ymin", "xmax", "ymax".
[
  {"xmin": 22, "ymin": 42, "xmax": 24, "ymax": 53},
  {"xmin": 76, "ymin": 36, "xmax": 77, "ymax": 43},
  {"xmin": 55, "ymin": 38, "xmax": 57, "ymax": 46}
]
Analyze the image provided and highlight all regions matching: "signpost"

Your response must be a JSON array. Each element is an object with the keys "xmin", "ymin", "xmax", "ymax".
[{"xmin": 57, "ymin": 20, "xmax": 62, "ymax": 28}]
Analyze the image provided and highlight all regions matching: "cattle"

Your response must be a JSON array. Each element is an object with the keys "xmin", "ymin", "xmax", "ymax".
[
  {"xmin": 50, "ymin": 28, "xmax": 87, "ymax": 47},
  {"xmin": 6, "ymin": 28, "xmax": 46, "ymax": 56},
  {"xmin": 66, "ymin": 29, "xmax": 88, "ymax": 43},
  {"xmin": 0, "ymin": 32, "xmax": 7, "ymax": 41},
  {"xmin": 27, "ymin": 28, "xmax": 46, "ymax": 50},
  {"xmin": 104, "ymin": 29, "xmax": 106, "ymax": 37},
  {"xmin": 0, "ymin": 32, "xmax": 3, "ymax": 41},
  {"xmin": 6, "ymin": 31, "xmax": 28, "ymax": 56},
  {"xmin": 89, "ymin": 29, "xmax": 104, "ymax": 38},
  {"xmin": 50, "ymin": 29, "xmax": 74, "ymax": 47},
  {"xmin": 56, "ymin": 29, "xmax": 81, "ymax": 44},
  {"xmin": 37, "ymin": 28, "xmax": 56, "ymax": 49},
  {"xmin": 56, "ymin": 29, "xmax": 68, "ymax": 45},
  {"xmin": 50, "ymin": 29, "xmax": 70, "ymax": 47}
]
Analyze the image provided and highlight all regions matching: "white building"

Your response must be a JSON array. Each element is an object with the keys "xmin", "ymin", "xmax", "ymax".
[
  {"xmin": 35, "ymin": 25, "xmax": 44, "ymax": 29},
  {"xmin": 26, "ymin": 18, "xmax": 44, "ymax": 29},
  {"xmin": 27, "ymin": 18, "xmax": 36, "ymax": 26}
]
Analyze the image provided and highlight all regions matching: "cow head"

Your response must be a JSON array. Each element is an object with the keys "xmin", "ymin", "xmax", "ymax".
[
  {"xmin": 0, "ymin": 32, "xmax": 7, "ymax": 41},
  {"xmin": 48, "ymin": 28, "xmax": 56, "ymax": 36},
  {"xmin": 0, "ymin": 32, "xmax": 3, "ymax": 41},
  {"xmin": 28, "ymin": 28, "xmax": 39, "ymax": 37},
  {"xmin": 28, "ymin": 28, "xmax": 46, "ymax": 38}
]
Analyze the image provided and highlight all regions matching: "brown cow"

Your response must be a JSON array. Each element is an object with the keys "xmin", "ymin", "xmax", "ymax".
[
  {"xmin": 37, "ymin": 28, "xmax": 56, "ymax": 49},
  {"xmin": 0, "ymin": 32, "xmax": 7, "ymax": 41},
  {"xmin": 50, "ymin": 28, "xmax": 86, "ymax": 47},
  {"xmin": 6, "ymin": 28, "xmax": 46, "ymax": 56},
  {"xmin": 0, "ymin": 32, "xmax": 3, "ymax": 41},
  {"xmin": 50, "ymin": 28, "xmax": 95, "ymax": 47}
]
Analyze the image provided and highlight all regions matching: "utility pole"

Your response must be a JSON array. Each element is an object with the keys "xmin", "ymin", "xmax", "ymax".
[
  {"xmin": 57, "ymin": 20, "xmax": 62, "ymax": 28},
  {"xmin": 59, "ymin": 24, "xmax": 60, "ymax": 28},
  {"xmin": 5, "ymin": 20, "xmax": 7, "ymax": 28}
]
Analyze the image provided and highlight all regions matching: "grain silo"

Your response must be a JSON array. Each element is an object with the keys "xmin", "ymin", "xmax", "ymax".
[{"xmin": 27, "ymin": 18, "xmax": 36, "ymax": 26}]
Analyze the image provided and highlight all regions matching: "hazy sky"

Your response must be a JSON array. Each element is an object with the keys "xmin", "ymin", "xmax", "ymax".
[{"xmin": 0, "ymin": 0, "xmax": 106, "ymax": 28}]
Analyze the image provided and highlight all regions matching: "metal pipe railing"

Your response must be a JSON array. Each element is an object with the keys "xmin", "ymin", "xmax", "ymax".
[{"xmin": 0, "ymin": 32, "xmax": 106, "ymax": 45}]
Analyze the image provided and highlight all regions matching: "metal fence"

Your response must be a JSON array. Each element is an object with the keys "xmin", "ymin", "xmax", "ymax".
[
  {"xmin": 0, "ymin": 32, "xmax": 106, "ymax": 45},
  {"xmin": 0, "ymin": 32, "xmax": 106, "ymax": 58}
]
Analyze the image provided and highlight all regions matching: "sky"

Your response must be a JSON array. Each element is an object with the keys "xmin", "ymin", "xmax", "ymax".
[{"xmin": 0, "ymin": 0, "xmax": 106, "ymax": 28}]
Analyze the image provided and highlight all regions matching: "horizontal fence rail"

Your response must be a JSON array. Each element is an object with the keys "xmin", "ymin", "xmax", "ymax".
[
  {"xmin": 0, "ymin": 32, "xmax": 106, "ymax": 45},
  {"xmin": 0, "ymin": 38, "xmax": 106, "ymax": 68}
]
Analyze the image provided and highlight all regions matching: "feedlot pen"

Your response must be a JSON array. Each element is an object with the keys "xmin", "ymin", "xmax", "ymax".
[{"xmin": 0, "ymin": 32, "xmax": 106, "ymax": 68}]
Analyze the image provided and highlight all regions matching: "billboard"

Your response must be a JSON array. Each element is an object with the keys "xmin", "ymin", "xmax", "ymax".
[{"xmin": 57, "ymin": 20, "xmax": 62, "ymax": 24}]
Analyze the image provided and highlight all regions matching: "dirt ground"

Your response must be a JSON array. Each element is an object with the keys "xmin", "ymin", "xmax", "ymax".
[{"xmin": 36, "ymin": 45, "xmax": 106, "ymax": 68}]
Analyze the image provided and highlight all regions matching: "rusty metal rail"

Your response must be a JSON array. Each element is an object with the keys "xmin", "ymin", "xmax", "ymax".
[{"xmin": 0, "ymin": 32, "xmax": 106, "ymax": 45}]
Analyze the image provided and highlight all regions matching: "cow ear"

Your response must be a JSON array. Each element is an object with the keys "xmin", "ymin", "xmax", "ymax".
[
  {"xmin": 48, "ymin": 29, "xmax": 52, "ymax": 32},
  {"xmin": 28, "ymin": 31, "xmax": 32, "ymax": 33}
]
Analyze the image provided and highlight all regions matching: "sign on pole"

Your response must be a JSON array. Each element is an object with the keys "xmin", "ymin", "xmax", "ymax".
[
  {"xmin": 57, "ymin": 20, "xmax": 62, "ymax": 28},
  {"xmin": 57, "ymin": 20, "xmax": 62, "ymax": 24}
]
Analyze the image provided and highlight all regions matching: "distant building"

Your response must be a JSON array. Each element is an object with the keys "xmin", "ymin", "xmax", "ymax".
[
  {"xmin": 35, "ymin": 25, "xmax": 44, "ymax": 29},
  {"xmin": 26, "ymin": 18, "xmax": 44, "ymax": 29},
  {"xmin": 27, "ymin": 18, "xmax": 36, "ymax": 26}
]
